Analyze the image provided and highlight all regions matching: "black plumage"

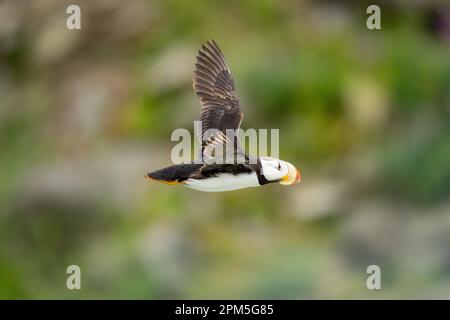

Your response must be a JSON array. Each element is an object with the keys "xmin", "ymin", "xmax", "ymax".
[
  {"xmin": 147, "ymin": 164, "xmax": 202, "ymax": 183},
  {"xmin": 193, "ymin": 40, "xmax": 246, "ymax": 163}
]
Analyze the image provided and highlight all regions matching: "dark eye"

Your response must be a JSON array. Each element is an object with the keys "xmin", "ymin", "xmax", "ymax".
[{"xmin": 277, "ymin": 161, "xmax": 281, "ymax": 170}]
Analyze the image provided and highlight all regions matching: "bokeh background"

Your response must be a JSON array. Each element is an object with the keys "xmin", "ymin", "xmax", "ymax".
[{"xmin": 1, "ymin": 0, "xmax": 449, "ymax": 299}]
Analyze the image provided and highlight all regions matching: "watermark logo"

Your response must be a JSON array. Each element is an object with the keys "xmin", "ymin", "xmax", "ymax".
[
  {"xmin": 66, "ymin": 5, "xmax": 81, "ymax": 30},
  {"xmin": 66, "ymin": 265, "xmax": 81, "ymax": 290},
  {"xmin": 366, "ymin": 265, "xmax": 381, "ymax": 290},
  {"xmin": 170, "ymin": 121, "xmax": 280, "ymax": 165},
  {"xmin": 366, "ymin": 5, "xmax": 381, "ymax": 30}
]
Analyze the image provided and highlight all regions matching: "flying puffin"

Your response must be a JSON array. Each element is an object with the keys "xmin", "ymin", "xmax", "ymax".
[{"xmin": 146, "ymin": 40, "xmax": 301, "ymax": 192}]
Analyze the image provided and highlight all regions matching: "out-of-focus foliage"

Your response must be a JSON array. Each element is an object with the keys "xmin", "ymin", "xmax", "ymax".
[{"xmin": 0, "ymin": 0, "xmax": 449, "ymax": 299}]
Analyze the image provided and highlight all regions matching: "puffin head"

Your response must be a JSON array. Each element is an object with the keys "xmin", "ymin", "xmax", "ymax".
[{"xmin": 259, "ymin": 157, "xmax": 301, "ymax": 185}]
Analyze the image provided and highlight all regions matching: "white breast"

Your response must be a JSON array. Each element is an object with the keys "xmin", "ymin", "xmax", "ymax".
[{"xmin": 185, "ymin": 172, "xmax": 260, "ymax": 192}]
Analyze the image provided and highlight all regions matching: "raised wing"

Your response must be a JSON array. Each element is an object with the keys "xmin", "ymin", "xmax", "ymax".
[{"xmin": 193, "ymin": 40, "xmax": 245, "ymax": 163}]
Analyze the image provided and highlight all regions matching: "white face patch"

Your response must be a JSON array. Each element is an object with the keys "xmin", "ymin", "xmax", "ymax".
[{"xmin": 260, "ymin": 157, "xmax": 289, "ymax": 181}]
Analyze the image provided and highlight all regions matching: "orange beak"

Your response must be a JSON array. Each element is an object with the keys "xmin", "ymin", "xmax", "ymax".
[{"xmin": 280, "ymin": 163, "xmax": 301, "ymax": 185}]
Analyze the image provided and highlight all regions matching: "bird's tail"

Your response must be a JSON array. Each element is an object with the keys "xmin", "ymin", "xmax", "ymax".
[{"xmin": 146, "ymin": 163, "xmax": 202, "ymax": 185}]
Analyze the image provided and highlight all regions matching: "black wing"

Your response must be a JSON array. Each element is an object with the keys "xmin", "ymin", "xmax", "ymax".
[{"xmin": 193, "ymin": 40, "xmax": 246, "ymax": 163}]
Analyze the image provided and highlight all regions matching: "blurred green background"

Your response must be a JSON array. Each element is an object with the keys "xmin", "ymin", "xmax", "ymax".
[{"xmin": 0, "ymin": 0, "xmax": 449, "ymax": 299}]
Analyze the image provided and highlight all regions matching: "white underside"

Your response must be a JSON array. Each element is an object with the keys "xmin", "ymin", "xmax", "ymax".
[{"xmin": 185, "ymin": 172, "xmax": 260, "ymax": 192}]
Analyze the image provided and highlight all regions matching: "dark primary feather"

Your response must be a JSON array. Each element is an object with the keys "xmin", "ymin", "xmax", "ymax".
[
  {"xmin": 190, "ymin": 163, "xmax": 254, "ymax": 179},
  {"xmin": 193, "ymin": 40, "xmax": 245, "ymax": 163}
]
